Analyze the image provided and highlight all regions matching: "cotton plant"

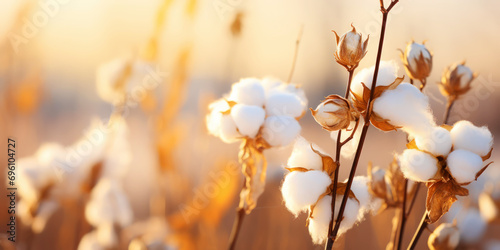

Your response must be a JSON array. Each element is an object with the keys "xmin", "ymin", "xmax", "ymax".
[
  {"xmin": 281, "ymin": 137, "xmax": 379, "ymax": 244},
  {"xmin": 206, "ymin": 77, "xmax": 307, "ymax": 214}
]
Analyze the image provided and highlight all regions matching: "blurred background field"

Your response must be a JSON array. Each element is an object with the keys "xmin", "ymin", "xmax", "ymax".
[{"xmin": 1, "ymin": 0, "xmax": 500, "ymax": 249}]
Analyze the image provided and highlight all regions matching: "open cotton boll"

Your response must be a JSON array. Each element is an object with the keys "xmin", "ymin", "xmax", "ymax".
[
  {"xmin": 265, "ymin": 92, "xmax": 304, "ymax": 118},
  {"xmin": 330, "ymin": 120, "xmax": 362, "ymax": 159},
  {"xmin": 350, "ymin": 176, "xmax": 378, "ymax": 219},
  {"xmin": 230, "ymin": 104, "xmax": 265, "ymax": 138},
  {"xmin": 447, "ymin": 149, "xmax": 483, "ymax": 184},
  {"xmin": 457, "ymin": 207, "xmax": 487, "ymax": 244},
  {"xmin": 276, "ymin": 83, "xmax": 308, "ymax": 107},
  {"xmin": 96, "ymin": 223, "xmax": 118, "ymax": 248},
  {"xmin": 262, "ymin": 115, "xmax": 301, "ymax": 147},
  {"xmin": 351, "ymin": 61, "xmax": 399, "ymax": 96},
  {"xmin": 399, "ymin": 149, "xmax": 439, "ymax": 182},
  {"xmin": 281, "ymin": 171, "xmax": 332, "ymax": 216},
  {"xmin": 373, "ymin": 83, "xmax": 436, "ymax": 136},
  {"xmin": 228, "ymin": 78, "xmax": 266, "ymax": 106},
  {"xmin": 451, "ymin": 120, "xmax": 493, "ymax": 157},
  {"xmin": 78, "ymin": 231, "xmax": 103, "ymax": 250},
  {"xmin": 287, "ymin": 137, "xmax": 325, "ymax": 171},
  {"xmin": 206, "ymin": 99, "xmax": 230, "ymax": 137},
  {"xmin": 415, "ymin": 126, "xmax": 452, "ymax": 156},
  {"xmin": 219, "ymin": 115, "xmax": 240, "ymax": 143}
]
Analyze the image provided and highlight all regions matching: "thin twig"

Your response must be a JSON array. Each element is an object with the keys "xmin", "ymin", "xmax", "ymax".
[
  {"xmin": 443, "ymin": 97, "xmax": 456, "ymax": 125},
  {"xmin": 405, "ymin": 182, "xmax": 421, "ymax": 218},
  {"xmin": 287, "ymin": 25, "xmax": 304, "ymax": 83},
  {"xmin": 397, "ymin": 180, "xmax": 409, "ymax": 250},
  {"xmin": 328, "ymin": 1, "xmax": 398, "ymax": 245},
  {"xmin": 228, "ymin": 207, "xmax": 246, "ymax": 250},
  {"xmin": 407, "ymin": 213, "xmax": 428, "ymax": 250}
]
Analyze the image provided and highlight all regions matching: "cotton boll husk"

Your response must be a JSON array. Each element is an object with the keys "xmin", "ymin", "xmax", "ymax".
[
  {"xmin": 281, "ymin": 171, "xmax": 332, "ymax": 216},
  {"xmin": 415, "ymin": 127, "xmax": 452, "ymax": 156},
  {"xmin": 399, "ymin": 149, "xmax": 439, "ymax": 182},
  {"xmin": 78, "ymin": 231, "xmax": 104, "ymax": 250},
  {"xmin": 330, "ymin": 120, "xmax": 362, "ymax": 159},
  {"xmin": 287, "ymin": 137, "xmax": 325, "ymax": 171},
  {"xmin": 265, "ymin": 92, "xmax": 304, "ymax": 118},
  {"xmin": 96, "ymin": 223, "xmax": 118, "ymax": 248},
  {"xmin": 219, "ymin": 115, "xmax": 240, "ymax": 143},
  {"xmin": 229, "ymin": 78, "xmax": 266, "ymax": 106},
  {"xmin": 262, "ymin": 115, "xmax": 301, "ymax": 147},
  {"xmin": 479, "ymin": 192, "xmax": 498, "ymax": 222},
  {"xmin": 447, "ymin": 149, "xmax": 483, "ymax": 184},
  {"xmin": 230, "ymin": 104, "xmax": 266, "ymax": 138},
  {"xmin": 308, "ymin": 195, "xmax": 360, "ymax": 244},
  {"xmin": 373, "ymin": 83, "xmax": 436, "ymax": 136},
  {"xmin": 450, "ymin": 120, "xmax": 493, "ymax": 157},
  {"xmin": 456, "ymin": 207, "xmax": 487, "ymax": 244},
  {"xmin": 351, "ymin": 61, "xmax": 399, "ymax": 96}
]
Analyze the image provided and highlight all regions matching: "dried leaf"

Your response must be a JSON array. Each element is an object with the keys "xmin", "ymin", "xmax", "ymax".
[
  {"xmin": 426, "ymin": 180, "xmax": 469, "ymax": 223},
  {"xmin": 370, "ymin": 112, "xmax": 400, "ymax": 131}
]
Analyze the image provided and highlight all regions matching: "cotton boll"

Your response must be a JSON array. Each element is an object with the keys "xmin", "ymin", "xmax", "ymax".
[
  {"xmin": 287, "ymin": 137, "xmax": 325, "ymax": 171},
  {"xmin": 219, "ymin": 115, "xmax": 240, "ymax": 143},
  {"xmin": 450, "ymin": 120, "xmax": 493, "ymax": 157},
  {"xmin": 399, "ymin": 149, "xmax": 439, "ymax": 182},
  {"xmin": 281, "ymin": 171, "xmax": 332, "ymax": 216},
  {"xmin": 229, "ymin": 78, "xmax": 266, "ymax": 106},
  {"xmin": 479, "ymin": 192, "xmax": 498, "ymax": 222},
  {"xmin": 262, "ymin": 116, "xmax": 301, "ymax": 147},
  {"xmin": 265, "ymin": 92, "xmax": 304, "ymax": 118},
  {"xmin": 78, "ymin": 231, "xmax": 104, "ymax": 250},
  {"xmin": 350, "ymin": 176, "xmax": 377, "ymax": 218},
  {"xmin": 447, "ymin": 149, "xmax": 483, "ymax": 184},
  {"xmin": 230, "ymin": 104, "xmax": 265, "ymax": 138},
  {"xmin": 415, "ymin": 127, "xmax": 452, "ymax": 156},
  {"xmin": 427, "ymin": 223, "xmax": 460, "ymax": 250},
  {"xmin": 373, "ymin": 83, "xmax": 436, "ymax": 136},
  {"xmin": 330, "ymin": 120, "xmax": 362, "ymax": 159},
  {"xmin": 351, "ymin": 61, "xmax": 399, "ymax": 96},
  {"xmin": 96, "ymin": 223, "xmax": 118, "ymax": 248},
  {"xmin": 276, "ymin": 83, "xmax": 308, "ymax": 108},
  {"xmin": 456, "ymin": 208, "xmax": 487, "ymax": 244},
  {"xmin": 206, "ymin": 99, "xmax": 230, "ymax": 137}
]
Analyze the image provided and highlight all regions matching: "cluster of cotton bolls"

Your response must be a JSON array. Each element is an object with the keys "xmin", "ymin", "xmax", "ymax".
[
  {"xmin": 280, "ymin": 137, "xmax": 379, "ymax": 244},
  {"xmin": 206, "ymin": 78, "xmax": 307, "ymax": 147},
  {"xmin": 399, "ymin": 120, "xmax": 493, "ymax": 185}
]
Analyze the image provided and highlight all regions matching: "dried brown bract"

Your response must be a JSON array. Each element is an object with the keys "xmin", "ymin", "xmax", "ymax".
[
  {"xmin": 332, "ymin": 24, "xmax": 369, "ymax": 71},
  {"xmin": 400, "ymin": 41, "xmax": 433, "ymax": 82},
  {"xmin": 438, "ymin": 61, "xmax": 477, "ymax": 99},
  {"xmin": 310, "ymin": 95, "xmax": 360, "ymax": 131}
]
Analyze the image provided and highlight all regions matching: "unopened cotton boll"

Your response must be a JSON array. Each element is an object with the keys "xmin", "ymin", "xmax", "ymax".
[
  {"xmin": 287, "ymin": 137, "xmax": 325, "ymax": 171},
  {"xmin": 230, "ymin": 104, "xmax": 265, "ymax": 138},
  {"xmin": 457, "ymin": 207, "xmax": 487, "ymax": 244},
  {"xmin": 447, "ymin": 149, "xmax": 483, "ymax": 184},
  {"xmin": 399, "ymin": 149, "xmax": 439, "ymax": 182},
  {"xmin": 228, "ymin": 78, "xmax": 266, "ymax": 106},
  {"xmin": 262, "ymin": 116, "xmax": 301, "ymax": 147},
  {"xmin": 281, "ymin": 171, "xmax": 332, "ymax": 216},
  {"xmin": 373, "ymin": 83, "xmax": 436, "ymax": 136},
  {"xmin": 427, "ymin": 223, "xmax": 459, "ymax": 250},
  {"xmin": 265, "ymin": 92, "xmax": 304, "ymax": 118},
  {"xmin": 415, "ymin": 127, "xmax": 452, "ymax": 156},
  {"xmin": 402, "ymin": 42, "xmax": 432, "ymax": 81},
  {"xmin": 351, "ymin": 61, "xmax": 399, "ymax": 96},
  {"xmin": 450, "ymin": 120, "xmax": 493, "ymax": 157}
]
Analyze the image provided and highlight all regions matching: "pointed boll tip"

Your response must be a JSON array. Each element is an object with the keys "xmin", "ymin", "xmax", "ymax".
[{"xmin": 350, "ymin": 23, "xmax": 356, "ymax": 32}]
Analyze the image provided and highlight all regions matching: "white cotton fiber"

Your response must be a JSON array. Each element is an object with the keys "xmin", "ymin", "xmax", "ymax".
[
  {"xmin": 228, "ymin": 78, "xmax": 266, "ymax": 106},
  {"xmin": 351, "ymin": 61, "xmax": 399, "ymax": 96},
  {"xmin": 415, "ymin": 126, "xmax": 452, "ymax": 156},
  {"xmin": 287, "ymin": 137, "xmax": 325, "ymax": 171},
  {"xmin": 373, "ymin": 82, "xmax": 436, "ymax": 136},
  {"xmin": 265, "ymin": 92, "xmax": 304, "ymax": 118},
  {"xmin": 206, "ymin": 99, "xmax": 230, "ymax": 137},
  {"xmin": 78, "ymin": 231, "xmax": 102, "ymax": 250},
  {"xmin": 457, "ymin": 207, "xmax": 487, "ymax": 244},
  {"xmin": 281, "ymin": 171, "xmax": 332, "ymax": 216},
  {"xmin": 350, "ymin": 176, "xmax": 377, "ymax": 219},
  {"xmin": 479, "ymin": 192, "xmax": 498, "ymax": 222},
  {"xmin": 219, "ymin": 115, "xmax": 240, "ymax": 143},
  {"xmin": 399, "ymin": 149, "xmax": 439, "ymax": 182},
  {"xmin": 330, "ymin": 120, "xmax": 362, "ymax": 159},
  {"xmin": 230, "ymin": 104, "xmax": 265, "ymax": 138},
  {"xmin": 262, "ymin": 115, "xmax": 301, "ymax": 147},
  {"xmin": 447, "ymin": 149, "xmax": 483, "ymax": 184},
  {"xmin": 451, "ymin": 120, "xmax": 493, "ymax": 157}
]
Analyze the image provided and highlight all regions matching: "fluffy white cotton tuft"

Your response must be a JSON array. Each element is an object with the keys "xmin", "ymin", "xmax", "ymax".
[
  {"xmin": 457, "ymin": 207, "xmax": 487, "ymax": 244},
  {"xmin": 428, "ymin": 223, "xmax": 460, "ymax": 250},
  {"xmin": 399, "ymin": 149, "xmax": 439, "ymax": 182},
  {"xmin": 262, "ymin": 116, "xmax": 301, "ymax": 147},
  {"xmin": 287, "ymin": 137, "xmax": 325, "ymax": 171},
  {"xmin": 415, "ymin": 126, "xmax": 452, "ymax": 156},
  {"xmin": 281, "ymin": 171, "xmax": 331, "ymax": 216},
  {"xmin": 330, "ymin": 120, "xmax": 362, "ymax": 159},
  {"xmin": 228, "ymin": 78, "xmax": 266, "ymax": 106},
  {"xmin": 265, "ymin": 92, "xmax": 304, "ymax": 118},
  {"xmin": 447, "ymin": 149, "xmax": 483, "ymax": 184},
  {"xmin": 206, "ymin": 99, "xmax": 229, "ymax": 137},
  {"xmin": 450, "ymin": 120, "xmax": 493, "ymax": 157},
  {"xmin": 230, "ymin": 104, "xmax": 266, "ymax": 138},
  {"xmin": 350, "ymin": 176, "xmax": 378, "ymax": 219},
  {"xmin": 219, "ymin": 115, "xmax": 240, "ymax": 143},
  {"xmin": 351, "ymin": 61, "xmax": 399, "ymax": 95},
  {"xmin": 373, "ymin": 82, "xmax": 436, "ymax": 136}
]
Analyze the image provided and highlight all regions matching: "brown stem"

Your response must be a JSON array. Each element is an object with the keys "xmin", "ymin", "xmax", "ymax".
[
  {"xmin": 287, "ymin": 25, "xmax": 304, "ymax": 83},
  {"xmin": 228, "ymin": 207, "xmax": 246, "ymax": 250},
  {"xmin": 328, "ymin": 1, "xmax": 397, "ymax": 245},
  {"xmin": 407, "ymin": 213, "xmax": 428, "ymax": 250},
  {"xmin": 418, "ymin": 78, "xmax": 427, "ymax": 92},
  {"xmin": 405, "ymin": 182, "xmax": 420, "ymax": 218},
  {"xmin": 388, "ymin": 208, "xmax": 402, "ymax": 250},
  {"xmin": 443, "ymin": 97, "xmax": 456, "ymax": 125},
  {"xmin": 396, "ymin": 180, "xmax": 409, "ymax": 250}
]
